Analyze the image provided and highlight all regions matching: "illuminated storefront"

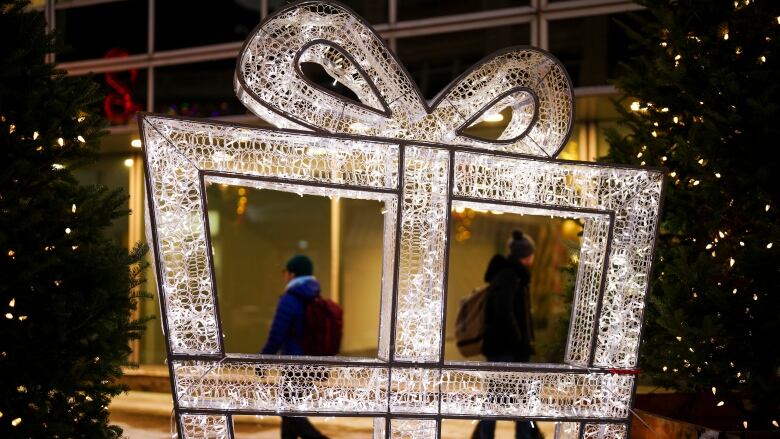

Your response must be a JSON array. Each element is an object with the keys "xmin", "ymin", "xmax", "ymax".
[{"xmin": 45, "ymin": 0, "xmax": 645, "ymax": 367}]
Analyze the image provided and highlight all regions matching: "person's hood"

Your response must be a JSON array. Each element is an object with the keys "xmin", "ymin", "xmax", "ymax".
[
  {"xmin": 484, "ymin": 254, "xmax": 530, "ymax": 283},
  {"xmin": 285, "ymin": 275, "xmax": 321, "ymax": 299},
  {"xmin": 484, "ymin": 254, "xmax": 509, "ymax": 282}
]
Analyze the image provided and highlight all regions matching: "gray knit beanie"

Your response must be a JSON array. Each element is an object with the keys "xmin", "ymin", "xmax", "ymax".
[{"xmin": 507, "ymin": 230, "xmax": 535, "ymax": 259}]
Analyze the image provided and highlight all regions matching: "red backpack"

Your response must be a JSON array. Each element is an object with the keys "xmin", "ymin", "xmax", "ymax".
[{"xmin": 302, "ymin": 296, "xmax": 343, "ymax": 356}]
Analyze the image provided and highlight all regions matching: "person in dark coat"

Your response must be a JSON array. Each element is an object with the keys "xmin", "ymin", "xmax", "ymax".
[
  {"xmin": 261, "ymin": 255, "xmax": 328, "ymax": 439},
  {"xmin": 474, "ymin": 230, "xmax": 540, "ymax": 439}
]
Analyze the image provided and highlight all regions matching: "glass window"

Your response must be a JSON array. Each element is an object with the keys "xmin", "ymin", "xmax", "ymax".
[
  {"xmin": 87, "ymin": 67, "xmax": 148, "ymax": 126},
  {"xmin": 155, "ymin": 0, "xmax": 260, "ymax": 51},
  {"xmin": 55, "ymin": 0, "xmax": 147, "ymax": 61},
  {"xmin": 204, "ymin": 184, "xmax": 385, "ymax": 357},
  {"xmin": 445, "ymin": 207, "xmax": 582, "ymax": 363},
  {"xmin": 154, "ymin": 59, "xmax": 247, "ymax": 118},
  {"xmin": 70, "ymin": 157, "xmax": 131, "ymax": 248},
  {"xmin": 269, "ymin": 0, "xmax": 388, "ymax": 24},
  {"xmin": 397, "ymin": 0, "xmax": 528, "ymax": 22},
  {"xmin": 396, "ymin": 24, "xmax": 531, "ymax": 101},
  {"xmin": 548, "ymin": 11, "xmax": 648, "ymax": 87}
]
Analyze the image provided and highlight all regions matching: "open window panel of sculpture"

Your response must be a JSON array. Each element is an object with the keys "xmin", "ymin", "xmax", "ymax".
[
  {"xmin": 440, "ymin": 418, "xmax": 561, "ymax": 439},
  {"xmin": 203, "ymin": 176, "xmax": 396, "ymax": 359},
  {"xmin": 231, "ymin": 415, "xmax": 375, "ymax": 438},
  {"xmin": 444, "ymin": 200, "xmax": 609, "ymax": 367},
  {"xmin": 228, "ymin": 416, "xmax": 565, "ymax": 438}
]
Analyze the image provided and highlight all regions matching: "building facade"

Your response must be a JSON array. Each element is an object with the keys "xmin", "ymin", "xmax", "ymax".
[{"xmin": 44, "ymin": 0, "xmax": 644, "ymax": 366}]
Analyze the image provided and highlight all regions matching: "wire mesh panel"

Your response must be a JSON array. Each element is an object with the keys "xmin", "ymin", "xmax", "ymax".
[{"xmin": 141, "ymin": 2, "xmax": 663, "ymax": 438}]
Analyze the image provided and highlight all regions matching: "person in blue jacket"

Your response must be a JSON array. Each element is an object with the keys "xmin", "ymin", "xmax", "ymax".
[{"xmin": 261, "ymin": 254, "xmax": 328, "ymax": 439}]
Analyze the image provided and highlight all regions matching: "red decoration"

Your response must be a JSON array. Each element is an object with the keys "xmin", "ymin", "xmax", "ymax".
[{"xmin": 103, "ymin": 48, "xmax": 141, "ymax": 125}]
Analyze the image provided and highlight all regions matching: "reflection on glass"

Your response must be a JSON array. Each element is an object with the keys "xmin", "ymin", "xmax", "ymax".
[
  {"xmin": 548, "ymin": 12, "xmax": 648, "ymax": 87},
  {"xmin": 205, "ymin": 183, "xmax": 385, "ymax": 357},
  {"xmin": 396, "ymin": 25, "xmax": 531, "ymax": 100},
  {"xmin": 269, "ymin": 0, "xmax": 388, "ymax": 24},
  {"xmin": 397, "ymin": 0, "xmax": 529, "ymax": 22},
  {"xmin": 95, "ymin": 64, "xmax": 147, "ymax": 126},
  {"xmin": 446, "ymin": 207, "xmax": 582, "ymax": 364},
  {"xmin": 155, "ymin": 0, "xmax": 259, "ymax": 50},
  {"xmin": 155, "ymin": 60, "xmax": 247, "ymax": 118},
  {"xmin": 71, "ymin": 156, "xmax": 131, "ymax": 247},
  {"xmin": 55, "ymin": 0, "xmax": 147, "ymax": 61}
]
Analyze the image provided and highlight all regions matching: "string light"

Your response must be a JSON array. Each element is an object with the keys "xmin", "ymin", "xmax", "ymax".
[
  {"xmin": 11, "ymin": 418, "xmax": 21, "ymax": 427},
  {"xmin": 77, "ymin": 135, "xmax": 85, "ymax": 143},
  {"xmin": 57, "ymin": 137, "xmax": 64, "ymax": 146}
]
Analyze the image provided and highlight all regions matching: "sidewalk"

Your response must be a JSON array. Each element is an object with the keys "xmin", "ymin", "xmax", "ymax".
[{"xmin": 110, "ymin": 391, "xmax": 557, "ymax": 438}]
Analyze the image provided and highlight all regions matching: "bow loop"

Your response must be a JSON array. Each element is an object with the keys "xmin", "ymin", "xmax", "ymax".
[{"xmin": 235, "ymin": 1, "xmax": 573, "ymax": 157}]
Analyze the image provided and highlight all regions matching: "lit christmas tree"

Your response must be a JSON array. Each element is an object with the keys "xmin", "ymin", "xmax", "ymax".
[
  {"xmin": 604, "ymin": 0, "xmax": 780, "ymax": 430},
  {"xmin": 0, "ymin": 1, "xmax": 147, "ymax": 436}
]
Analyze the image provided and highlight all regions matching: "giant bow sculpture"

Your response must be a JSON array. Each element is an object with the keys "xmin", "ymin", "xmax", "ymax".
[{"xmin": 140, "ymin": 2, "xmax": 664, "ymax": 438}]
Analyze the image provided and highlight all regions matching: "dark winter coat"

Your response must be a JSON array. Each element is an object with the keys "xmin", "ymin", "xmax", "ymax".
[
  {"xmin": 261, "ymin": 275, "xmax": 321, "ymax": 355},
  {"xmin": 481, "ymin": 254, "xmax": 535, "ymax": 360}
]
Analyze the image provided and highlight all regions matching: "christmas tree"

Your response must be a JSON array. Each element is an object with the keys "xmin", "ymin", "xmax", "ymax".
[
  {"xmin": 0, "ymin": 1, "xmax": 147, "ymax": 437},
  {"xmin": 603, "ymin": 0, "xmax": 779, "ymax": 430}
]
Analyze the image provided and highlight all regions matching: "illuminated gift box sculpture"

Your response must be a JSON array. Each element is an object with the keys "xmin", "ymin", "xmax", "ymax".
[{"xmin": 139, "ymin": 2, "xmax": 664, "ymax": 438}]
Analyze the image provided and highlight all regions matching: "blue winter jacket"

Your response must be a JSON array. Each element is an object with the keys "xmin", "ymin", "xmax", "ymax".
[{"xmin": 261, "ymin": 275, "xmax": 321, "ymax": 355}]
